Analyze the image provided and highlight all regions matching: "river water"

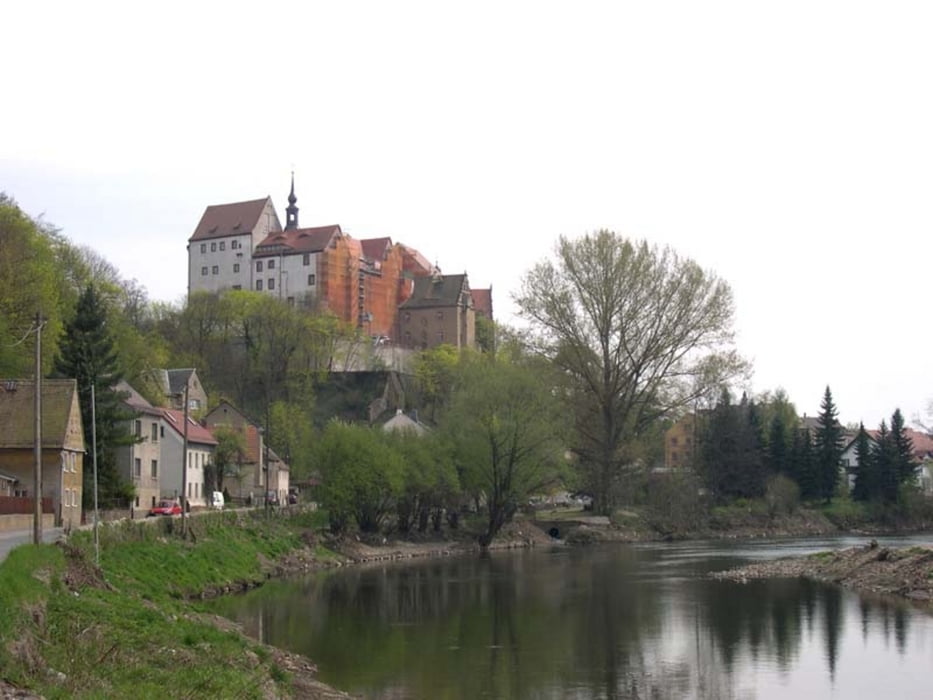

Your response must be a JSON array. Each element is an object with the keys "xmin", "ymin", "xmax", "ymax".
[{"xmin": 209, "ymin": 535, "xmax": 933, "ymax": 699}]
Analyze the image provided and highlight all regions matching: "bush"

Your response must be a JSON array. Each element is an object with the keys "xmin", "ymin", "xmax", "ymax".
[{"xmin": 765, "ymin": 475, "xmax": 800, "ymax": 518}]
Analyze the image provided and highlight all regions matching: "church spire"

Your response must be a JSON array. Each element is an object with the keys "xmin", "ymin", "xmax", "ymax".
[{"xmin": 285, "ymin": 171, "xmax": 299, "ymax": 230}]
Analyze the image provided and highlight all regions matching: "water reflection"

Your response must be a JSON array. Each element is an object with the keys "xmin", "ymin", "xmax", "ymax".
[{"xmin": 208, "ymin": 538, "xmax": 933, "ymax": 699}]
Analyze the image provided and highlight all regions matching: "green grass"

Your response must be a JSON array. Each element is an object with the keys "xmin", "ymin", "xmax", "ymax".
[{"xmin": 0, "ymin": 507, "xmax": 330, "ymax": 698}]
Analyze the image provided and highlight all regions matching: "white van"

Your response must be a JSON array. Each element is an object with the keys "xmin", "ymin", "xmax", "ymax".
[{"xmin": 210, "ymin": 491, "xmax": 225, "ymax": 510}]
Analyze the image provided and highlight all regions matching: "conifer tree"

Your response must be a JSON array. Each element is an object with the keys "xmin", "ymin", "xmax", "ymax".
[
  {"xmin": 873, "ymin": 421, "xmax": 898, "ymax": 504},
  {"xmin": 851, "ymin": 424, "xmax": 876, "ymax": 502},
  {"xmin": 791, "ymin": 427, "xmax": 818, "ymax": 500},
  {"xmin": 767, "ymin": 412, "xmax": 790, "ymax": 477},
  {"xmin": 54, "ymin": 284, "xmax": 136, "ymax": 508},
  {"xmin": 813, "ymin": 386, "xmax": 844, "ymax": 502},
  {"xmin": 890, "ymin": 408, "xmax": 917, "ymax": 490}
]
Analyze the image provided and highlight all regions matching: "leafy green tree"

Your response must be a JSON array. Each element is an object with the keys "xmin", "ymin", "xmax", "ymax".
[
  {"xmin": 207, "ymin": 425, "xmax": 247, "ymax": 494},
  {"xmin": 390, "ymin": 430, "xmax": 459, "ymax": 534},
  {"xmin": 0, "ymin": 194, "xmax": 64, "ymax": 375},
  {"xmin": 516, "ymin": 232, "xmax": 746, "ymax": 514},
  {"xmin": 851, "ymin": 424, "xmax": 877, "ymax": 502},
  {"xmin": 441, "ymin": 354, "xmax": 567, "ymax": 547},
  {"xmin": 315, "ymin": 421, "xmax": 404, "ymax": 533},
  {"xmin": 813, "ymin": 387, "xmax": 844, "ymax": 502},
  {"xmin": 54, "ymin": 284, "xmax": 136, "ymax": 508},
  {"xmin": 412, "ymin": 344, "xmax": 462, "ymax": 424}
]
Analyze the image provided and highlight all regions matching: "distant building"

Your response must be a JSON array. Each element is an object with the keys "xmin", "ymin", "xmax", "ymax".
[
  {"xmin": 146, "ymin": 368, "xmax": 208, "ymax": 414},
  {"xmin": 159, "ymin": 408, "xmax": 217, "ymax": 507},
  {"xmin": 187, "ymin": 178, "xmax": 487, "ymax": 350},
  {"xmin": 114, "ymin": 381, "xmax": 163, "ymax": 513},
  {"xmin": 397, "ymin": 272, "xmax": 476, "ymax": 350},
  {"xmin": 664, "ymin": 414, "xmax": 698, "ymax": 470}
]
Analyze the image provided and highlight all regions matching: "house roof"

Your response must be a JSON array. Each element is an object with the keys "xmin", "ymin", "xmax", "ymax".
[
  {"xmin": 115, "ymin": 380, "xmax": 162, "ymax": 417},
  {"xmin": 190, "ymin": 197, "xmax": 276, "ymax": 242},
  {"xmin": 254, "ymin": 225, "xmax": 343, "ymax": 257},
  {"xmin": 471, "ymin": 288, "xmax": 493, "ymax": 319},
  {"xmin": 0, "ymin": 379, "xmax": 84, "ymax": 450},
  {"xmin": 861, "ymin": 428, "xmax": 933, "ymax": 458},
  {"xmin": 361, "ymin": 237, "xmax": 392, "ymax": 261},
  {"xmin": 166, "ymin": 369, "xmax": 196, "ymax": 396},
  {"xmin": 399, "ymin": 245, "xmax": 434, "ymax": 277},
  {"xmin": 161, "ymin": 408, "xmax": 218, "ymax": 446},
  {"xmin": 382, "ymin": 409, "xmax": 428, "ymax": 436},
  {"xmin": 203, "ymin": 401, "xmax": 263, "ymax": 463},
  {"xmin": 399, "ymin": 273, "xmax": 472, "ymax": 310}
]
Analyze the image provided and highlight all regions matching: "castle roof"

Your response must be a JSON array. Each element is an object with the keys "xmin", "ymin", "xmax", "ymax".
[{"xmin": 190, "ymin": 197, "xmax": 276, "ymax": 241}]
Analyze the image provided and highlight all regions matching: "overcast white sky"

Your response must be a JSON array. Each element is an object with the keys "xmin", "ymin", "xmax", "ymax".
[{"xmin": 2, "ymin": 1, "xmax": 931, "ymax": 429}]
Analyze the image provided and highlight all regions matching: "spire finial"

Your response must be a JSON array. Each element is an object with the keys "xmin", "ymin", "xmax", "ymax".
[{"xmin": 285, "ymin": 171, "xmax": 299, "ymax": 230}]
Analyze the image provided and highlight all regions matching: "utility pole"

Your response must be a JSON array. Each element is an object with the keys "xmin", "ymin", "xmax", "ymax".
[
  {"xmin": 181, "ymin": 381, "xmax": 190, "ymax": 536},
  {"xmin": 33, "ymin": 313, "xmax": 42, "ymax": 545}
]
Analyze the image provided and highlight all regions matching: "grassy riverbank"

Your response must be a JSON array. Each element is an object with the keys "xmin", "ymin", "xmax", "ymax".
[{"xmin": 0, "ymin": 508, "xmax": 349, "ymax": 699}]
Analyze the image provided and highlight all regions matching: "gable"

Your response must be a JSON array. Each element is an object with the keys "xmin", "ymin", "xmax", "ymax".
[
  {"xmin": 0, "ymin": 379, "xmax": 84, "ymax": 450},
  {"xmin": 190, "ymin": 197, "xmax": 277, "ymax": 242}
]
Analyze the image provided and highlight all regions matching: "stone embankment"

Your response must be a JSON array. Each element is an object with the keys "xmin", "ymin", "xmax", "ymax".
[{"xmin": 712, "ymin": 541, "xmax": 933, "ymax": 604}]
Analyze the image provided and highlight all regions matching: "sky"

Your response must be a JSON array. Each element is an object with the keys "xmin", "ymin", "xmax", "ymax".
[{"xmin": 2, "ymin": 1, "xmax": 931, "ymax": 429}]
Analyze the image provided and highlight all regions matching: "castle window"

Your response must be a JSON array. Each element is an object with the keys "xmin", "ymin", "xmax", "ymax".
[
  {"xmin": 200, "ymin": 243, "xmax": 206, "ymax": 254},
  {"xmin": 256, "ymin": 280, "xmax": 263, "ymax": 291},
  {"xmin": 201, "ymin": 267, "xmax": 208, "ymax": 276},
  {"xmin": 268, "ymin": 278, "xmax": 275, "ymax": 290},
  {"xmin": 219, "ymin": 242, "xmax": 225, "ymax": 251},
  {"xmin": 212, "ymin": 266, "xmax": 219, "ymax": 275},
  {"xmin": 233, "ymin": 263, "xmax": 240, "ymax": 273},
  {"xmin": 307, "ymin": 274, "xmax": 316, "ymax": 286},
  {"xmin": 268, "ymin": 260, "xmax": 275, "ymax": 269},
  {"xmin": 256, "ymin": 261, "xmax": 263, "ymax": 272},
  {"xmin": 211, "ymin": 242, "xmax": 217, "ymax": 252},
  {"xmin": 303, "ymin": 254, "xmax": 310, "ymax": 266}
]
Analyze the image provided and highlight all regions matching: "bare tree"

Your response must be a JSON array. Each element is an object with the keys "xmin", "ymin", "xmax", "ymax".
[{"xmin": 516, "ymin": 231, "xmax": 746, "ymax": 513}]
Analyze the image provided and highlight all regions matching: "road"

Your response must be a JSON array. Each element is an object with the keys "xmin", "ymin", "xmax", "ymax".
[{"xmin": 0, "ymin": 527, "xmax": 64, "ymax": 563}]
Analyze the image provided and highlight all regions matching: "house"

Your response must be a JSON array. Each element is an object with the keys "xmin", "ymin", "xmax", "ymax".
[
  {"xmin": 114, "ymin": 381, "xmax": 163, "ymax": 513},
  {"xmin": 841, "ymin": 428, "xmax": 933, "ymax": 494},
  {"xmin": 664, "ymin": 415, "xmax": 698, "ymax": 470},
  {"xmin": 0, "ymin": 379, "xmax": 84, "ymax": 530},
  {"xmin": 159, "ymin": 408, "xmax": 217, "ymax": 507},
  {"xmin": 397, "ymin": 272, "xmax": 476, "ymax": 350},
  {"xmin": 146, "ymin": 368, "xmax": 208, "ymax": 415},
  {"xmin": 202, "ymin": 401, "xmax": 290, "ymax": 504},
  {"xmin": 382, "ymin": 408, "xmax": 429, "ymax": 436}
]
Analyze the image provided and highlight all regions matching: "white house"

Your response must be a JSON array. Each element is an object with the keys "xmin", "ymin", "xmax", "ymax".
[
  {"xmin": 841, "ymin": 428, "xmax": 933, "ymax": 494},
  {"xmin": 159, "ymin": 408, "xmax": 217, "ymax": 508}
]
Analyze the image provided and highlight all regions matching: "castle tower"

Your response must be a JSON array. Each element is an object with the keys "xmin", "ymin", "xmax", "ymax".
[{"xmin": 285, "ymin": 172, "xmax": 299, "ymax": 230}]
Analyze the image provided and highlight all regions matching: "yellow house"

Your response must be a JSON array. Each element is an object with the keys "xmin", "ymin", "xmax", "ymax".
[
  {"xmin": 0, "ymin": 379, "xmax": 85, "ymax": 531},
  {"xmin": 664, "ymin": 415, "xmax": 698, "ymax": 470}
]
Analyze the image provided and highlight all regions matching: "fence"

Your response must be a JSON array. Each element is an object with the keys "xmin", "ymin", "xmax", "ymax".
[{"xmin": 0, "ymin": 496, "xmax": 53, "ymax": 515}]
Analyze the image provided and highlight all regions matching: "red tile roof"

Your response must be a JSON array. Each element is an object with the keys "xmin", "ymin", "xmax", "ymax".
[
  {"xmin": 254, "ymin": 225, "xmax": 343, "ymax": 256},
  {"xmin": 189, "ymin": 197, "xmax": 275, "ymax": 242},
  {"xmin": 865, "ymin": 428, "xmax": 933, "ymax": 458},
  {"xmin": 471, "ymin": 288, "xmax": 493, "ymax": 319},
  {"xmin": 361, "ymin": 237, "xmax": 392, "ymax": 261},
  {"xmin": 161, "ymin": 408, "xmax": 218, "ymax": 446}
]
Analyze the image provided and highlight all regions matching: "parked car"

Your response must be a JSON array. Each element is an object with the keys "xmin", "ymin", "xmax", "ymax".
[{"xmin": 148, "ymin": 500, "xmax": 182, "ymax": 516}]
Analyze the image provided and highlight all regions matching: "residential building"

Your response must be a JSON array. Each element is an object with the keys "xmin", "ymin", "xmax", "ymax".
[
  {"xmin": 0, "ymin": 379, "xmax": 84, "ymax": 530},
  {"xmin": 114, "ymin": 381, "xmax": 163, "ymax": 513},
  {"xmin": 159, "ymin": 408, "xmax": 217, "ymax": 507},
  {"xmin": 664, "ymin": 415, "xmax": 698, "ymax": 470},
  {"xmin": 397, "ymin": 272, "xmax": 476, "ymax": 350},
  {"xmin": 841, "ymin": 428, "xmax": 933, "ymax": 494},
  {"xmin": 147, "ymin": 368, "xmax": 208, "ymax": 414}
]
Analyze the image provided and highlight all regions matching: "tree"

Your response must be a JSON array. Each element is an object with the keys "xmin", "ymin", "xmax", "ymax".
[
  {"xmin": 851, "ymin": 424, "xmax": 877, "ymax": 502},
  {"xmin": 315, "ymin": 421, "xmax": 404, "ymax": 534},
  {"xmin": 208, "ymin": 426, "xmax": 247, "ymax": 494},
  {"xmin": 54, "ymin": 284, "xmax": 136, "ymax": 508},
  {"xmin": 812, "ymin": 387, "xmax": 844, "ymax": 502},
  {"xmin": 441, "ymin": 354, "xmax": 567, "ymax": 547},
  {"xmin": 789, "ymin": 427, "xmax": 817, "ymax": 500},
  {"xmin": 873, "ymin": 421, "xmax": 899, "ymax": 504},
  {"xmin": 516, "ymin": 232, "xmax": 745, "ymax": 513},
  {"xmin": 700, "ymin": 389, "xmax": 768, "ymax": 501},
  {"xmin": 889, "ymin": 408, "xmax": 918, "ymax": 490}
]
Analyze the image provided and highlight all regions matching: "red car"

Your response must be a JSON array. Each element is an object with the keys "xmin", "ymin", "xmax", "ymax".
[{"xmin": 148, "ymin": 500, "xmax": 182, "ymax": 516}]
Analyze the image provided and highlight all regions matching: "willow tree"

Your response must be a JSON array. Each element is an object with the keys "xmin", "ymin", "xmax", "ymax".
[{"xmin": 516, "ymin": 231, "xmax": 745, "ymax": 514}]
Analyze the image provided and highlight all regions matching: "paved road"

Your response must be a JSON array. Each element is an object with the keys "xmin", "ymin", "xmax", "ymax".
[{"xmin": 0, "ymin": 527, "xmax": 64, "ymax": 563}]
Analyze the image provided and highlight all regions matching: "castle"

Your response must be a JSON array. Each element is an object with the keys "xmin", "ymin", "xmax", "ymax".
[{"xmin": 187, "ymin": 176, "xmax": 492, "ymax": 350}]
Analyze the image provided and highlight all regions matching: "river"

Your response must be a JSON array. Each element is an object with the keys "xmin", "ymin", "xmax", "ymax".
[{"xmin": 209, "ymin": 535, "xmax": 933, "ymax": 699}]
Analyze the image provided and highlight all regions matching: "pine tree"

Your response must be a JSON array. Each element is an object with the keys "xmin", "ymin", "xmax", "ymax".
[
  {"xmin": 791, "ymin": 427, "xmax": 818, "ymax": 500},
  {"xmin": 873, "ymin": 421, "xmax": 898, "ymax": 504},
  {"xmin": 889, "ymin": 408, "xmax": 918, "ymax": 491},
  {"xmin": 851, "ymin": 424, "xmax": 876, "ymax": 502},
  {"xmin": 767, "ymin": 412, "xmax": 790, "ymax": 477},
  {"xmin": 54, "ymin": 284, "xmax": 136, "ymax": 508},
  {"xmin": 813, "ymin": 386, "xmax": 844, "ymax": 502},
  {"xmin": 700, "ymin": 389, "xmax": 768, "ymax": 501}
]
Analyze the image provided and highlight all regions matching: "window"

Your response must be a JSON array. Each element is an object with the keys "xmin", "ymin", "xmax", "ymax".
[
  {"xmin": 151, "ymin": 423, "xmax": 159, "ymax": 442},
  {"xmin": 200, "ymin": 243, "xmax": 206, "ymax": 254},
  {"xmin": 231, "ymin": 240, "xmax": 239, "ymax": 250},
  {"xmin": 212, "ymin": 265, "xmax": 219, "ymax": 275},
  {"xmin": 437, "ymin": 331, "xmax": 445, "ymax": 343},
  {"xmin": 256, "ymin": 261, "xmax": 263, "ymax": 272},
  {"xmin": 233, "ymin": 263, "xmax": 240, "ymax": 273},
  {"xmin": 160, "ymin": 426, "xmax": 164, "ymax": 438},
  {"xmin": 268, "ymin": 259, "xmax": 275, "ymax": 269},
  {"xmin": 302, "ymin": 254, "xmax": 310, "ymax": 266},
  {"xmin": 201, "ymin": 267, "xmax": 208, "ymax": 276},
  {"xmin": 436, "ymin": 311, "xmax": 444, "ymax": 320},
  {"xmin": 134, "ymin": 420, "xmax": 142, "ymax": 437},
  {"xmin": 403, "ymin": 312, "xmax": 411, "ymax": 322},
  {"xmin": 671, "ymin": 437, "xmax": 679, "ymax": 446},
  {"xmin": 256, "ymin": 280, "xmax": 263, "ymax": 291},
  {"xmin": 219, "ymin": 241, "xmax": 225, "ymax": 251},
  {"xmin": 233, "ymin": 284, "xmax": 241, "ymax": 290},
  {"xmin": 268, "ymin": 278, "xmax": 275, "ymax": 290},
  {"xmin": 211, "ymin": 242, "xmax": 217, "ymax": 252},
  {"xmin": 307, "ymin": 274, "xmax": 316, "ymax": 286},
  {"xmin": 287, "ymin": 297, "xmax": 295, "ymax": 306},
  {"xmin": 134, "ymin": 458, "xmax": 141, "ymax": 478}
]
